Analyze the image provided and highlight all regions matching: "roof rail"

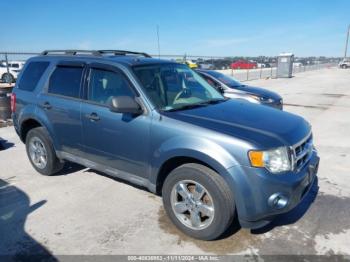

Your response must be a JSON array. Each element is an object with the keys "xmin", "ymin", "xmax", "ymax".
[
  {"xmin": 40, "ymin": 49, "xmax": 152, "ymax": 58},
  {"xmin": 97, "ymin": 50, "xmax": 152, "ymax": 58},
  {"xmin": 41, "ymin": 50, "xmax": 102, "ymax": 56}
]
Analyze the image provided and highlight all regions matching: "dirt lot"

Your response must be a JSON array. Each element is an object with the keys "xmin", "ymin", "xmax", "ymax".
[{"xmin": 0, "ymin": 68, "xmax": 349, "ymax": 257}]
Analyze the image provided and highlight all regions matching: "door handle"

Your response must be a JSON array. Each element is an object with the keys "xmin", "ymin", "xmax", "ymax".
[
  {"xmin": 42, "ymin": 102, "xmax": 52, "ymax": 110},
  {"xmin": 86, "ymin": 112, "xmax": 100, "ymax": 121}
]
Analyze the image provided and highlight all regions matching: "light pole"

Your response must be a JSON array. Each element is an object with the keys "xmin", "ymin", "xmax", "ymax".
[
  {"xmin": 345, "ymin": 24, "xmax": 350, "ymax": 59},
  {"xmin": 156, "ymin": 25, "xmax": 161, "ymax": 59}
]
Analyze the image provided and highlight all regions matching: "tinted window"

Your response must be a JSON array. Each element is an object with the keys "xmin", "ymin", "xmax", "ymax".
[
  {"xmin": 18, "ymin": 62, "xmax": 50, "ymax": 91},
  {"xmin": 200, "ymin": 74, "xmax": 219, "ymax": 89},
  {"xmin": 48, "ymin": 66, "xmax": 83, "ymax": 98},
  {"xmin": 204, "ymin": 70, "xmax": 242, "ymax": 88},
  {"xmin": 88, "ymin": 68, "xmax": 134, "ymax": 104}
]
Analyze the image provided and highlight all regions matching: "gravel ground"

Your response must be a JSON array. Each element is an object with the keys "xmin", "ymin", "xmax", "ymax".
[{"xmin": 0, "ymin": 67, "xmax": 349, "ymax": 257}]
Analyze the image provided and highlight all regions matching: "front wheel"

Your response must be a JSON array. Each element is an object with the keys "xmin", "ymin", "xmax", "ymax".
[
  {"xmin": 162, "ymin": 163, "xmax": 235, "ymax": 240},
  {"xmin": 342, "ymin": 64, "xmax": 348, "ymax": 69}
]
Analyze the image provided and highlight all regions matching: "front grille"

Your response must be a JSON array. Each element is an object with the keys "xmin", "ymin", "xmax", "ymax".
[{"xmin": 292, "ymin": 133, "xmax": 313, "ymax": 171}]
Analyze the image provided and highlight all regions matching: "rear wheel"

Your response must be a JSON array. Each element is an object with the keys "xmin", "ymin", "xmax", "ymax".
[
  {"xmin": 342, "ymin": 64, "xmax": 348, "ymax": 69},
  {"xmin": 162, "ymin": 163, "xmax": 235, "ymax": 240},
  {"xmin": 26, "ymin": 127, "xmax": 64, "ymax": 175}
]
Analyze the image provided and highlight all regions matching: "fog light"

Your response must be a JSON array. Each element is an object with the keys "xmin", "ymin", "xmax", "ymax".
[{"xmin": 268, "ymin": 193, "xmax": 288, "ymax": 209}]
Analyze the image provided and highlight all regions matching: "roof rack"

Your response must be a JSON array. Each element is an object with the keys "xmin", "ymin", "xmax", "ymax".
[
  {"xmin": 41, "ymin": 50, "xmax": 102, "ymax": 56},
  {"xmin": 41, "ymin": 49, "xmax": 152, "ymax": 58},
  {"xmin": 97, "ymin": 50, "xmax": 152, "ymax": 58}
]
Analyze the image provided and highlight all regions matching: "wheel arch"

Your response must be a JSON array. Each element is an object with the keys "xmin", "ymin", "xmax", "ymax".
[
  {"xmin": 19, "ymin": 109, "xmax": 60, "ymax": 151},
  {"xmin": 20, "ymin": 118, "xmax": 42, "ymax": 142},
  {"xmin": 153, "ymin": 150, "xmax": 237, "ymax": 195}
]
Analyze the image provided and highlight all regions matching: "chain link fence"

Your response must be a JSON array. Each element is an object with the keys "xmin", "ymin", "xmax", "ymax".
[{"xmin": 0, "ymin": 52, "xmax": 337, "ymax": 85}]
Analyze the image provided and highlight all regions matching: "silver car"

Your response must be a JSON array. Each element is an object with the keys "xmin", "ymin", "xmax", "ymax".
[{"xmin": 197, "ymin": 69, "xmax": 283, "ymax": 110}]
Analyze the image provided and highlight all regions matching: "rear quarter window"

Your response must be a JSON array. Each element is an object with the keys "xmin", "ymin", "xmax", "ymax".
[
  {"xmin": 18, "ymin": 61, "xmax": 50, "ymax": 91},
  {"xmin": 48, "ymin": 66, "xmax": 83, "ymax": 98}
]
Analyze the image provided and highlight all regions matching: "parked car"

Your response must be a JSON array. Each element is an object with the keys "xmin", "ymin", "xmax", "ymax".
[
  {"xmin": 293, "ymin": 62, "xmax": 303, "ymax": 67},
  {"xmin": 176, "ymin": 59, "xmax": 198, "ymax": 69},
  {"xmin": 0, "ymin": 60, "xmax": 25, "ymax": 70},
  {"xmin": 12, "ymin": 50, "xmax": 319, "ymax": 240},
  {"xmin": 196, "ymin": 69, "xmax": 283, "ymax": 110},
  {"xmin": 185, "ymin": 60, "xmax": 198, "ymax": 69},
  {"xmin": 198, "ymin": 62, "xmax": 215, "ymax": 70},
  {"xmin": 231, "ymin": 60, "xmax": 257, "ymax": 69},
  {"xmin": 338, "ymin": 58, "xmax": 350, "ymax": 69},
  {"xmin": 211, "ymin": 59, "xmax": 232, "ymax": 70}
]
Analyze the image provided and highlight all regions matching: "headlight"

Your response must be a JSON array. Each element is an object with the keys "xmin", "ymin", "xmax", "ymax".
[
  {"xmin": 249, "ymin": 95, "xmax": 261, "ymax": 102},
  {"xmin": 262, "ymin": 97, "xmax": 275, "ymax": 103},
  {"xmin": 249, "ymin": 95, "xmax": 274, "ymax": 104},
  {"xmin": 248, "ymin": 147, "xmax": 291, "ymax": 173}
]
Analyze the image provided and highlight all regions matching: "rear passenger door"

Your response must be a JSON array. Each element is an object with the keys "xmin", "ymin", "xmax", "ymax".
[
  {"xmin": 80, "ymin": 63, "xmax": 151, "ymax": 179},
  {"xmin": 38, "ymin": 61, "xmax": 85, "ymax": 154}
]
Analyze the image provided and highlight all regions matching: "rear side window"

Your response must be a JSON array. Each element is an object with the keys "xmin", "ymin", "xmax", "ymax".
[
  {"xmin": 18, "ymin": 61, "xmax": 49, "ymax": 91},
  {"xmin": 48, "ymin": 66, "xmax": 83, "ymax": 98}
]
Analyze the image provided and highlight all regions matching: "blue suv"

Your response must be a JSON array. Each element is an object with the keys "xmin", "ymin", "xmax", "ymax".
[{"xmin": 11, "ymin": 50, "xmax": 319, "ymax": 240}]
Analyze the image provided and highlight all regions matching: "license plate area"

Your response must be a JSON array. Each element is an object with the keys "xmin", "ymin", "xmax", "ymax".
[{"xmin": 302, "ymin": 163, "xmax": 318, "ymax": 190}]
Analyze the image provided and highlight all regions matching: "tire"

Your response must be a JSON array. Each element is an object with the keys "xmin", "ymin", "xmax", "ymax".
[
  {"xmin": 1, "ymin": 73, "xmax": 14, "ymax": 83},
  {"xmin": 342, "ymin": 64, "xmax": 348, "ymax": 69},
  {"xmin": 162, "ymin": 163, "xmax": 235, "ymax": 240},
  {"xmin": 25, "ymin": 127, "xmax": 64, "ymax": 176}
]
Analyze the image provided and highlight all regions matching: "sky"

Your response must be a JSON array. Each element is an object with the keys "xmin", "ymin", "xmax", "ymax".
[{"xmin": 1, "ymin": 0, "xmax": 349, "ymax": 57}]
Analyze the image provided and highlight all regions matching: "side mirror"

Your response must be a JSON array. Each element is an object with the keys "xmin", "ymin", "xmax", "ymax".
[{"xmin": 109, "ymin": 96, "xmax": 143, "ymax": 115}]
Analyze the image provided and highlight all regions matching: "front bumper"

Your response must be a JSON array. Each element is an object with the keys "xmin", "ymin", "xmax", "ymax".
[{"xmin": 227, "ymin": 150, "xmax": 319, "ymax": 229}]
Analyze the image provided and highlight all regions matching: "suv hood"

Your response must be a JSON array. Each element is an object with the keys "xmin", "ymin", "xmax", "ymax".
[
  {"xmin": 227, "ymin": 85, "xmax": 281, "ymax": 100},
  {"xmin": 163, "ymin": 99, "xmax": 310, "ymax": 148}
]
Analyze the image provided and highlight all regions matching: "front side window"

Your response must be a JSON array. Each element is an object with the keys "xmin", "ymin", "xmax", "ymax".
[
  {"xmin": 48, "ymin": 66, "xmax": 83, "ymax": 98},
  {"xmin": 18, "ymin": 61, "xmax": 50, "ymax": 91},
  {"xmin": 204, "ymin": 70, "xmax": 242, "ymax": 88},
  {"xmin": 200, "ymin": 74, "xmax": 220, "ymax": 89},
  {"xmin": 133, "ymin": 64, "xmax": 224, "ymax": 111},
  {"xmin": 88, "ymin": 68, "xmax": 134, "ymax": 105}
]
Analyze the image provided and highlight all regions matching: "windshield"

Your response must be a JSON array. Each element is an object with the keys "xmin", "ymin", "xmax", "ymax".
[
  {"xmin": 204, "ymin": 70, "xmax": 243, "ymax": 88},
  {"xmin": 133, "ymin": 64, "xmax": 225, "ymax": 111}
]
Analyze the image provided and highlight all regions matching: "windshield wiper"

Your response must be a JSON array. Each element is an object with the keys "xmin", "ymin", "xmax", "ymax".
[
  {"xmin": 165, "ymin": 99, "xmax": 226, "ymax": 112},
  {"xmin": 165, "ymin": 103, "xmax": 208, "ymax": 112},
  {"xmin": 199, "ymin": 98, "xmax": 227, "ymax": 105}
]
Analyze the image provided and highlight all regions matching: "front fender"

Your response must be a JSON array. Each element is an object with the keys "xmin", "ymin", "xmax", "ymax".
[{"xmin": 150, "ymin": 136, "xmax": 239, "ymax": 188}]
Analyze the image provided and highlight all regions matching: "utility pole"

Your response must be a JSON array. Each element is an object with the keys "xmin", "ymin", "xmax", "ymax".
[
  {"xmin": 345, "ymin": 24, "xmax": 350, "ymax": 59},
  {"xmin": 5, "ymin": 53, "xmax": 10, "ymax": 83},
  {"xmin": 156, "ymin": 25, "xmax": 161, "ymax": 59}
]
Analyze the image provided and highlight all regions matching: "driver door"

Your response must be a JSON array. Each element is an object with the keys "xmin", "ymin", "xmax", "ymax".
[{"xmin": 81, "ymin": 63, "xmax": 151, "ymax": 179}]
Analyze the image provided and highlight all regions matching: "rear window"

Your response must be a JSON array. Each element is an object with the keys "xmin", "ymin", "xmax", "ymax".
[
  {"xmin": 48, "ymin": 66, "xmax": 83, "ymax": 98},
  {"xmin": 18, "ymin": 61, "xmax": 50, "ymax": 91}
]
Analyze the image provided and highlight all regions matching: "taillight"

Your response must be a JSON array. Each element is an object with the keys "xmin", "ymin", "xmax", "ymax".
[{"xmin": 10, "ymin": 93, "xmax": 16, "ymax": 112}]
